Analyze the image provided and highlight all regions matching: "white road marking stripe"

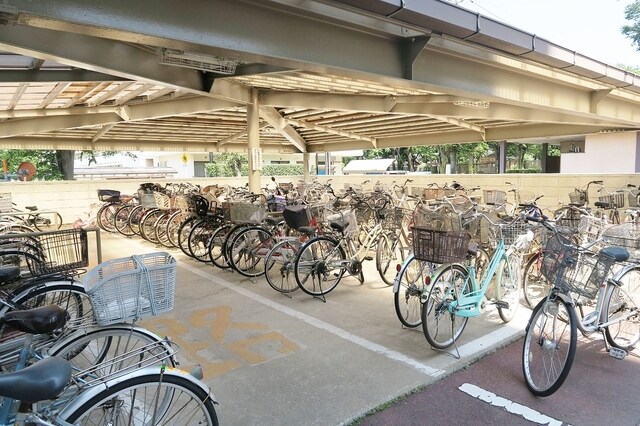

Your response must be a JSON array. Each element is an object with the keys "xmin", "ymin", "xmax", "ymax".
[{"xmin": 459, "ymin": 383, "xmax": 562, "ymax": 425}]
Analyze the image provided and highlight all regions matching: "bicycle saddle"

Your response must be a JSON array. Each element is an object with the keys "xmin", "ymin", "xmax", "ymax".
[
  {"xmin": 298, "ymin": 226, "xmax": 317, "ymax": 236},
  {"xmin": 594, "ymin": 201, "xmax": 610, "ymax": 208},
  {"xmin": 600, "ymin": 246, "xmax": 629, "ymax": 262},
  {"xmin": 2, "ymin": 305, "xmax": 67, "ymax": 334},
  {"xmin": 25, "ymin": 206, "xmax": 38, "ymax": 211},
  {"xmin": 0, "ymin": 265, "xmax": 20, "ymax": 285},
  {"xmin": 0, "ymin": 356, "xmax": 71, "ymax": 402}
]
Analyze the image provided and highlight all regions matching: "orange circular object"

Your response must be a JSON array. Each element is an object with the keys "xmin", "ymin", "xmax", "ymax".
[{"xmin": 17, "ymin": 161, "xmax": 36, "ymax": 181}]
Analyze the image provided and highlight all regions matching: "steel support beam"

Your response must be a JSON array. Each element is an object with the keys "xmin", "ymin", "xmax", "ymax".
[{"xmin": 259, "ymin": 107, "xmax": 306, "ymax": 153}]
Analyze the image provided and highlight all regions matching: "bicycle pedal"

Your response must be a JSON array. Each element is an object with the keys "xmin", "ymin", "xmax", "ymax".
[
  {"xmin": 609, "ymin": 347, "xmax": 627, "ymax": 360},
  {"xmin": 494, "ymin": 300, "xmax": 509, "ymax": 309},
  {"xmin": 363, "ymin": 256, "xmax": 373, "ymax": 261}
]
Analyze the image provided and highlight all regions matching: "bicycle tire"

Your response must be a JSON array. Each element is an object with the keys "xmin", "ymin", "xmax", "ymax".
[
  {"xmin": 604, "ymin": 267, "xmax": 640, "ymax": 350},
  {"xmin": 227, "ymin": 226, "xmax": 273, "ymax": 277},
  {"xmin": 33, "ymin": 211, "xmax": 63, "ymax": 232},
  {"xmin": 522, "ymin": 296, "xmax": 577, "ymax": 397},
  {"xmin": 154, "ymin": 212, "xmax": 174, "ymax": 248},
  {"xmin": 421, "ymin": 264, "xmax": 470, "ymax": 350},
  {"xmin": 294, "ymin": 236, "xmax": 345, "ymax": 296},
  {"xmin": 61, "ymin": 372, "xmax": 218, "ymax": 425},
  {"xmin": 188, "ymin": 218, "xmax": 221, "ymax": 262},
  {"xmin": 209, "ymin": 223, "xmax": 234, "ymax": 268},
  {"xmin": 97, "ymin": 202, "xmax": 120, "ymax": 233},
  {"xmin": 376, "ymin": 232, "xmax": 404, "ymax": 286},
  {"xmin": 495, "ymin": 255, "xmax": 521, "ymax": 323},
  {"xmin": 265, "ymin": 239, "xmax": 302, "ymax": 294},
  {"xmin": 114, "ymin": 204, "xmax": 137, "ymax": 237},
  {"xmin": 178, "ymin": 216, "xmax": 198, "ymax": 257},
  {"xmin": 140, "ymin": 209, "xmax": 164, "ymax": 243},
  {"xmin": 166, "ymin": 211, "xmax": 188, "ymax": 248},
  {"xmin": 394, "ymin": 255, "xmax": 432, "ymax": 328}
]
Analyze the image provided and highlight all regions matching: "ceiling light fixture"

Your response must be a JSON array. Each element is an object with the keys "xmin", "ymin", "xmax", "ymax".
[
  {"xmin": 453, "ymin": 100, "xmax": 490, "ymax": 109},
  {"xmin": 157, "ymin": 48, "xmax": 238, "ymax": 74}
]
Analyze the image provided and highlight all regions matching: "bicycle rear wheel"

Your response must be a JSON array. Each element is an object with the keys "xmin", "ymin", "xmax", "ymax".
[
  {"xmin": 421, "ymin": 264, "xmax": 469, "ymax": 350},
  {"xmin": 114, "ymin": 205, "xmax": 136, "ymax": 237},
  {"xmin": 33, "ymin": 211, "xmax": 63, "ymax": 232},
  {"xmin": 394, "ymin": 256, "xmax": 432, "ymax": 328},
  {"xmin": 228, "ymin": 226, "xmax": 273, "ymax": 277},
  {"xmin": 61, "ymin": 373, "xmax": 218, "ymax": 425},
  {"xmin": 294, "ymin": 236, "xmax": 345, "ymax": 296},
  {"xmin": 495, "ymin": 255, "xmax": 521, "ymax": 323},
  {"xmin": 522, "ymin": 296, "xmax": 577, "ymax": 397},
  {"xmin": 604, "ymin": 267, "xmax": 640, "ymax": 350},
  {"xmin": 376, "ymin": 232, "xmax": 404, "ymax": 286},
  {"xmin": 523, "ymin": 252, "xmax": 551, "ymax": 309}
]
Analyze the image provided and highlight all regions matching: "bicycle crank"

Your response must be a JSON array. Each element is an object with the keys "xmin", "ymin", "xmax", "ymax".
[{"xmin": 347, "ymin": 259, "xmax": 362, "ymax": 276}]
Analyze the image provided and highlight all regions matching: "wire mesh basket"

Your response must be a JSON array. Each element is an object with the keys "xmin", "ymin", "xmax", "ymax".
[
  {"xmin": 569, "ymin": 189, "xmax": 588, "ymax": 205},
  {"xmin": 483, "ymin": 190, "xmax": 506, "ymax": 205},
  {"xmin": 424, "ymin": 187, "xmax": 455, "ymax": 200},
  {"xmin": 498, "ymin": 221, "xmax": 529, "ymax": 246},
  {"xmin": 578, "ymin": 215, "xmax": 607, "ymax": 244},
  {"xmin": 598, "ymin": 192, "xmax": 625, "ymax": 208},
  {"xmin": 85, "ymin": 252, "xmax": 176, "ymax": 326},
  {"xmin": 556, "ymin": 208, "xmax": 582, "ymax": 229},
  {"xmin": 326, "ymin": 210, "xmax": 358, "ymax": 235},
  {"xmin": 138, "ymin": 189, "xmax": 157, "ymax": 209},
  {"xmin": 412, "ymin": 227, "xmax": 471, "ymax": 264},
  {"xmin": 228, "ymin": 202, "xmax": 267, "ymax": 224},
  {"xmin": 541, "ymin": 234, "xmax": 615, "ymax": 299},
  {"xmin": 174, "ymin": 194, "xmax": 198, "ymax": 214},
  {"xmin": 413, "ymin": 205, "xmax": 461, "ymax": 231},
  {"xmin": 0, "ymin": 193, "xmax": 11, "ymax": 213},
  {"xmin": 628, "ymin": 189, "xmax": 640, "ymax": 208},
  {"xmin": 517, "ymin": 191, "xmax": 537, "ymax": 204},
  {"xmin": 601, "ymin": 223, "xmax": 640, "ymax": 251},
  {"xmin": 380, "ymin": 207, "xmax": 404, "ymax": 230},
  {"xmin": 25, "ymin": 228, "xmax": 89, "ymax": 276}
]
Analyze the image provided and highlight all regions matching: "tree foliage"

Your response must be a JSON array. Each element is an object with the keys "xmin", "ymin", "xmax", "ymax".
[
  {"xmin": 0, "ymin": 149, "xmax": 64, "ymax": 180},
  {"xmin": 623, "ymin": 1, "xmax": 640, "ymax": 51}
]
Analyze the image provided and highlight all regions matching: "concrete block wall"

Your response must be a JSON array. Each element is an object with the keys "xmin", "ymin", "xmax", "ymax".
[{"xmin": 1, "ymin": 173, "xmax": 637, "ymax": 224}]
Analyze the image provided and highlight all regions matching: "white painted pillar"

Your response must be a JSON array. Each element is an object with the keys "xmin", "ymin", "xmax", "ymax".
[
  {"xmin": 247, "ymin": 88, "xmax": 261, "ymax": 193},
  {"xmin": 303, "ymin": 151, "xmax": 310, "ymax": 181}
]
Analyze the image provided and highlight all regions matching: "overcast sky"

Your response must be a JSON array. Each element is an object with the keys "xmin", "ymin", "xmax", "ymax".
[{"xmin": 456, "ymin": 0, "xmax": 640, "ymax": 67}]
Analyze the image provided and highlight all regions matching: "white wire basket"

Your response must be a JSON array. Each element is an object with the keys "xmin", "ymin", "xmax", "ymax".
[
  {"xmin": 85, "ymin": 252, "xmax": 176, "ymax": 326},
  {"xmin": 228, "ymin": 202, "xmax": 267, "ymax": 224}
]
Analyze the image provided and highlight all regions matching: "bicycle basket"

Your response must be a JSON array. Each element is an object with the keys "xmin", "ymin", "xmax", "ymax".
[
  {"xmin": 578, "ymin": 215, "xmax": 607, "ymax": 244},
  {"xmin": 541, "ymin": 234, "xmax": 615, "ymax": 299},
  {"xmin": 500, "ymin": 221, "xmax": 529, "ymax": 247},
  {"xmin": 229, "ymin": 202, "xmax": 267, "ymax": 224},
  {"xmin": 25, "ymin": 228, "xmax": 89, "ymax": 276},
  {"xmin": 0, "ymin": 193, "xmax": 11, "ymax": 213},
  {"xmin": 601, "ymin": 223, "xmax": 640, "ymax": 251},
  {"xmin": 628, "ymin": 189, "xmax": 640, "ymax": 208},
  {"xmin": 137, "ymin": 189, "xmax": 156, "ymax": 209},
  {"xmin": 380, "ymin": 207, "xmax": 404, "ymax": 230},
  {"xmin": 283, "ymin": 205, "xmax": 311, "ymax": 230},
  {"xmin": 412, "ymin": 227, "xmax": 470, "ymax": 264},
  {"xmin": 85, "ymin": 252, "xmax": 176, "ymax": 326},
  {"xmin": 153, "ymin": 191, "xmax": 172, "ymax": 210},
  {"xmin": 413, "ymin": 205, "xmax": 460, "ymax": 231},
  {"xmin": 424, "ymin": 187, "xmax": 455, "ymax": 200},
  {"xmin": 326, "ymin": 210, "xmax": 358, "ymax": 235},
  {"xmin": 598, "ymin": 192, "xmax": 625, "ymax": 208},
  {"xmin": 483, "ymin": 190, "xmax": 506, "ymax": 205},
  {"xmin": 569, "ymin": 190, "xmax": 588, "ymax": 205}
]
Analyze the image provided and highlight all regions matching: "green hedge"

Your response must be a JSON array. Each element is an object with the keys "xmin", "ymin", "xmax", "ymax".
[
  {"xmin": 506, "ymin": 168, "xmax": 541, "ymax": 174},
  {"xmin": 204, "ymin": 163, "xmax": 304, "ymax": 177}
]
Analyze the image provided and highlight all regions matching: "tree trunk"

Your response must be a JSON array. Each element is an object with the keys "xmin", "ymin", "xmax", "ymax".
[{"xmin": 56, "ymin": 150, "xmax": 75, "ymax": 180}]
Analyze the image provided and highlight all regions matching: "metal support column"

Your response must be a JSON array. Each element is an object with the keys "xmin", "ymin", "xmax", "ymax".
[
  {"xmin": 325, "ymin": 152, "xmax": 331, "ymax": 176},
  {"xmin": 247, "ymin": 88, "xmax": 261, "ymax": 193},
  {"xmin": 498, "ymin": 140, "xmax": 507, "ymax": 173},
  {"xmin": 541, "ymin": 143, "xmax": 548, "ymax": 173},
  {"xmin": 303, "ymin": 152, "xmax": 310, "ymax": 181}
]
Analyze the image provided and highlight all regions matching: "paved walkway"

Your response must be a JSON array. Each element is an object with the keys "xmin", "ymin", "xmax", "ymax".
[{"xmin": 98, "ymin": 232, "xmax": 528, "ymax": 425}]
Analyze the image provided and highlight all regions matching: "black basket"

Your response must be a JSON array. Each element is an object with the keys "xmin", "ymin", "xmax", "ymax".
[
  {"xmin": 283, "ymin": 205, "xmax": 311, "ymax": 230},
  {"xmin": 412, "ymin": 227, "xmax": 470, "ymax": 264},
  {"xmin": 541, "ymin": 234, "xmax": 615, "ymax": 299},
  {"xmin": 25, "ymin": 228, "xmax": 89, "ymax": 276},
  {"xmin": 97, "ymin": 189, "xmax": 121, "ymax": 202}
]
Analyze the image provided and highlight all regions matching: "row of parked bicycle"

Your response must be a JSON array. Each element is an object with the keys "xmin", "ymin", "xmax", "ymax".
[
  {"xmin": 94, "ymin": 177, "xmax": 640, "ymax": 398},
  {"xmin": 0, "ymin": 227, "xmax": 219, "ymax": 424}
]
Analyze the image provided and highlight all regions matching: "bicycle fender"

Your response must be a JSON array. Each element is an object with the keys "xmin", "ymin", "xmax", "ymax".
[{"xmin": 56, "ymin": 366, "xmax": 217, "ymax": 420}]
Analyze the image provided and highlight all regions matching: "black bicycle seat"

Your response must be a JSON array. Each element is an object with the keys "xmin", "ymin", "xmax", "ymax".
[
  {"xmin": 0, "ymin": 356, "xmax": 71, "ymax": 402},
  {"xmin": 0, "ymin": 266, "xmax": 20, "ymax": 285},
  {"xmin": 2, "ymin": 305, "xmax": 67, "ymax": 334}
]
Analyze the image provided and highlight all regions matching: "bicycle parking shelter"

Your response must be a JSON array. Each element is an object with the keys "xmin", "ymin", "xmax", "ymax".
[{"xmin": 0, "ymin": 0, "xmax": 635, "ymax": 190}]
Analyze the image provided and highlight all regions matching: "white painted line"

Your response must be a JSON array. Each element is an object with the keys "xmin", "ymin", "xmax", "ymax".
[
  {"xmin": 455, "ymin": 313, "xmax": 528, "ymax": 358},
  {"xmin": 116, "ymin": 237, "xmax": 445, "ymax": 377},
  {"xmin": 459, "ymin": 383, "xmax": 562, "ymax": 425}
]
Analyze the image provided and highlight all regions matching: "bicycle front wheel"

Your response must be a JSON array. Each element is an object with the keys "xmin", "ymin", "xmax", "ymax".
[
  {"xmin": 522, "ymin": 296, "xmax": 577, "ymax": 397},
  {"xmin": 33, "ymin": 211, "xmax": 63, "ymax": 232},
  {"xmin": 228, "ymin": 226, "xmax": 273, "ymax": 277},
  {"xmin": 394, "ymin": 256, "xmax": 432, "ymax": 328},
  {"xmin": 265, "ymin": 239, "xmax": 302, "ymax": 294},
  {"xmin": 604, "ymin": 267, "xmax": 640, "ymax": 350},
  {"xmin": 421, "ymin": 264, "xmax": 469, "ymax": 350},
  {"xmin": 61, "ymin": 373, "xmax": 218, "ymax": 425},
  {"xmin": 294, "ymin": 236, "xmax": 345, "ymax": 296}
]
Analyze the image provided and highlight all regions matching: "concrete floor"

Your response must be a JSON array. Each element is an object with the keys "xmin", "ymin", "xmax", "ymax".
[{"xmin": 96, "ymin": 231, "xmax": 529, "ymax": 425}]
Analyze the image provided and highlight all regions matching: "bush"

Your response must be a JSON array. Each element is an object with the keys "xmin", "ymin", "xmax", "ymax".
[
  {"xmin": 262, "ymin": 164, "xmax": 304, "ymax": 176},
  {"xmin": 506, "ymin": 168, "xmax": 541, "ymax": 174}
]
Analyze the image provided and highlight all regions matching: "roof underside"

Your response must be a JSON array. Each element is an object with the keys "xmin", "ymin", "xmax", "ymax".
[{"xmin": 0, "ymin": 0, "xmax": 636, "ymax": 154}]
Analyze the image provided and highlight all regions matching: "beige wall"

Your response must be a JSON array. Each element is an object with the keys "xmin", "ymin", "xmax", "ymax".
[
  {"xmin": 1, "ymin": 173, "xmax": 638, "ymax": 224},
  {"xmin": 561, "ymin": 132, "xmax": 640, "ymax": 173}
]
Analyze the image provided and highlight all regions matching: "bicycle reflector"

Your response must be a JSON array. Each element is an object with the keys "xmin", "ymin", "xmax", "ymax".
[
  {"xmin": 396, "ymin": 264, "xmax": 402, "ymax": 272},
  {"xmin": 424, "ymin": 276, "xmax": 431, "ymax": 286}
]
